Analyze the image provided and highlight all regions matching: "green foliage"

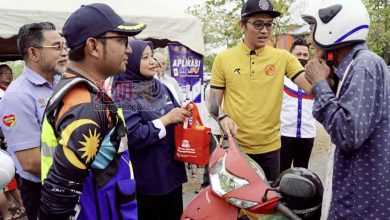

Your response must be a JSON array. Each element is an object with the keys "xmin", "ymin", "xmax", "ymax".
[
  {"xmin": 186, "ymin": 0, "xmax": 243, "ymax": 52},
  {"xmin": 187, "ymin": 0, "xmax": 295, "ymax": 49},
  {"xmin": 269, "ymin": 0, "xmax": 294, "ymax": 47},
  {"xmin": 204, "ymin": 53, "xmax": 217, "ymax": 72},
  {"xmin": 363, "ymin": 0, "xmax": 390, "ymax": 64},
  {"xmin": 187, "ymin": 0, "xmax": 295, "ymax": 70}
]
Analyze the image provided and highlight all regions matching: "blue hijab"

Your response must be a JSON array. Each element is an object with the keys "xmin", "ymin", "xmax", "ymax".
[{"xmin": 113, "ymin": 40, "xmax": 177, "ymax": 118}]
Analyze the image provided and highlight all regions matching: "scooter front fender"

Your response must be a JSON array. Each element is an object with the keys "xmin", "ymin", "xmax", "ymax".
[{"xmin": 181, "ymin": 186, "xmax": 238, "ymax": 220}]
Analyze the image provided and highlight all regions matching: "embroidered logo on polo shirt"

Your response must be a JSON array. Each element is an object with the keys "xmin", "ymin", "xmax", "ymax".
[
  {"xmin": 265, "ymin": 65, "xmax": 276, "ymax": 76},
  {"xmin": 3, "ymin": 114, "xmax": 16, "ymax": 127},
  {"xmin": 37, "ymin": 98, "xmax": 47, "ymax": 108},
  {"xmin": 234, "ymin": 68, "xmax": 241, "ymax": 75}
]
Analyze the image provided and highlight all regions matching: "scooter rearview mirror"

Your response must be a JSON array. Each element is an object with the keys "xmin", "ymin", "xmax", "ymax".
[{"xmin": 279, "ymin": 174, "xmax": 316, "ymax": 198}]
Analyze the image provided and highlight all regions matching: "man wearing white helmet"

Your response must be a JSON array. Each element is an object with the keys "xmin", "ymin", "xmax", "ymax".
[{"xmin": 303, "ymin": 0, "xmax": 390, "ymax": 219}]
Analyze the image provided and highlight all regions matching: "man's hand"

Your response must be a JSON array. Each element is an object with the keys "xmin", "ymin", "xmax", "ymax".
[
  {"xmin": 219, "ymin": 116, "xmax": 238, "ymax": 137},
  {"xmin": 305, "ymin": 57, "xmax": 331, "ymax": 85},
  {"xmin": 305, "ymin": 47, "xmax": 331, "ymax": 85}
]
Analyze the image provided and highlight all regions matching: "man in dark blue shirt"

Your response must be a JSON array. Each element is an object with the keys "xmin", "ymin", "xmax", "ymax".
[{"xmin": 302, "ymin": 0, "xmax": 390, "ymax": 219}]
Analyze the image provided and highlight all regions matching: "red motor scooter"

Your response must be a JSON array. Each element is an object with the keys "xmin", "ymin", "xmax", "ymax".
[{"xmin": 181, "ymin": 102, "xmax": 322, "ymax": 220}]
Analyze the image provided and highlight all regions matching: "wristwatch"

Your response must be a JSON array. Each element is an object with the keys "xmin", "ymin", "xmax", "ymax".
[{"xmin": 218, "ymin": 113, "xmax": 229, "ymax": 121}]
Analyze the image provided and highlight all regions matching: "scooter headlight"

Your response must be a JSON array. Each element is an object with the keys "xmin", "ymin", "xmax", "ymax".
[
  {"xmin": 209, "ymin": 153, "xmax": 249, "ymax": 197},
  {"xmin": 226, "ymin": 198, "xmax": 259, "ymax": 209}
]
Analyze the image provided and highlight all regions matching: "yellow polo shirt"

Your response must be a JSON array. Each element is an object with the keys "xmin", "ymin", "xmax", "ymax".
[{"xmin": 211, "ymin": 41, "xmax": 304, "ymax": 154}]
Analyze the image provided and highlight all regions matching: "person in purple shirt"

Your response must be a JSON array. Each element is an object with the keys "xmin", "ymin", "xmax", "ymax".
[
  {"xmin": 303, "ymin": 0, "xmax": 390, "ymax": 219},
  {"xmin": 0, "ymin": 22, "xmax": 67, "ymax": 220},
  {"xmin": 112, "ymin": 40, "xmax": 189, "ymax": 220}
]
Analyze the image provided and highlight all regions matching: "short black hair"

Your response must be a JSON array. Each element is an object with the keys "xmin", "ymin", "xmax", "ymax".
[
  {"xmin": 17, "ymin": 22, "xmax": 56, "ymax": 60},
  {"xmin": 68, "ymin": 35, "xmax": 108, "ymax": 62},
  {"xmin": 240, "ymin": 17, "xmax": 250, "ymax": 24},
  {"xmin": 240, "ymin": 17, "xmax": 250, "ymax": 29},
  {"xmin": 68, "ymin": 44, "xmax": 86, "ymax": 62},
  {"xmin": 290, "ymin": 38, "xmax": 309, "ymax": 52},
  {"xmin": 0, "ymin": 64, "xmax": 12, "ymax": 73}
]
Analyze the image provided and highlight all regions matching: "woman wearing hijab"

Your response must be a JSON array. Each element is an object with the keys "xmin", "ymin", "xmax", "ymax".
[{"xmin": 112, "ymin": 40, "xmax": 189, "ymax": 220}]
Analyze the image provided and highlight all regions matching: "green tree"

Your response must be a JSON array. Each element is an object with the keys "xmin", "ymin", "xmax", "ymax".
[
  {"xmin": 364, "ymin": 0, "xmax": 390, "ymax": 64},
  {"xmin": 187, "ymin": 0, "xmax": 294, "ymax": 50},
  {"xmin": 204, "ymin": 53, "xmax": 217, "ymax": 72},
  {"xmin": 186, "ymin": 0, "xmax": 243, "ymax": 52},
  {"xmin": 187, "ymin": 0, "xmax": 295, "ymax": 70},
  {"xmin": 269, "ymin": 0, "xmax": 294, "ymax": 47}
]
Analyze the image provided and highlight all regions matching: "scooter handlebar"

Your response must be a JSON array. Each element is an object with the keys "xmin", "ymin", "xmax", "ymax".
[{"xmin": 275, "ymin": 202, "xmax": 301, "ymax": 220}]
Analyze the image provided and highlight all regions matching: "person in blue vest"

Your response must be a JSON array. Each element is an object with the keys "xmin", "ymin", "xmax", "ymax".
[
  {"xmin": 38, "ymin": 4, "xmax": 146, "ymax": 220},
  {"xmin": 112, "ymin": 40, "xmax": 189, "ymax": 220}
]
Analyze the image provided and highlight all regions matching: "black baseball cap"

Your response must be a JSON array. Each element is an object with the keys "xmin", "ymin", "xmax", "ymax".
[
  {"xmin": 241, "ymin": 0, "xmax": 281, "ymax": 19},
  {"xmin": 63, "ymin": 3, "xmax": 146, "ymax": 49}
]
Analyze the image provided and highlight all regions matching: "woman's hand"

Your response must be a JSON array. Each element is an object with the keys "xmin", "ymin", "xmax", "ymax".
[{"xmin": 160, "ymin": 107, "xmax": 191, "ymax": 126}]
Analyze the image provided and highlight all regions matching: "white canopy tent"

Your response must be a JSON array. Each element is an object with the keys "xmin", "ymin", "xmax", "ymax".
[{"xmin": 0, "ymin": 0, "xmax": 205, "ymax": 61}]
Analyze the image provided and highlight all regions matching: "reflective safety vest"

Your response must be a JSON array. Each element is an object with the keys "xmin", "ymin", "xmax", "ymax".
[{"xmin": 41, "ymin": 117, "xmax": 58, "ymax": 181}]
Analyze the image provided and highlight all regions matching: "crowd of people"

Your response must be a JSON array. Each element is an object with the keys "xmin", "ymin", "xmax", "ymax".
[{"xmin": 0, "ymin": 0, "xmax": 389, "ymax": 219}]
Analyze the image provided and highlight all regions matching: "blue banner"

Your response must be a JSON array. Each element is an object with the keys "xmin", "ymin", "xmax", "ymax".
[{"xmin": 168, "ymin": 43, "xmax": 203, "ymax": 103}]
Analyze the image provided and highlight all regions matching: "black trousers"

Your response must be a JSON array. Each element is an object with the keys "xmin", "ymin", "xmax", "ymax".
[
  {"xmin": 247, "ymin": 149, "xmax": 280, "ymax": 182},
  {"xmin": 19, "ymin": 177, "xmax": 41, "ymax": 220},
  {"xmin": 280, "ymin": 136, "xmax": 315, "ymax": 173},
  {"xmin": 137, "ymin": 185, "xmax": 183, "ymax": 220}
]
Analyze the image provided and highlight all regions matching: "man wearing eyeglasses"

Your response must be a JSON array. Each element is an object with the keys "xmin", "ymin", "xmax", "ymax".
[
  {"xmin": 38, "ymin": 3, "xmax": 146, "ymax": 220},
  {"xmin": 154, "ymin": 52, "xmax": 184, "ymax": 104},
  {"xmin": 0, "ymin": 64, "xmax": 13, "ymax": 97},
  {"xmin": 0, "ymin": 21, "xmax": 67, "ymax": 220},
  {"xmin": 209, "ymin": 0, "xmax": 312, "ymax": 181}
]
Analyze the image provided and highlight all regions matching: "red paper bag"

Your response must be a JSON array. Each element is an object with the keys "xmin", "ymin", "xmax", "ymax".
[{"xmin": 174, "ymin": 102, "xmax": 211, "ymax": 166}]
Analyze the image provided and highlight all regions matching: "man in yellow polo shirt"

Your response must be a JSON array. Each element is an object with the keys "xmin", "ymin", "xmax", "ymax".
[{"xmin": 210, "ymin": 0, "xmax": 312, "ymax": 181}]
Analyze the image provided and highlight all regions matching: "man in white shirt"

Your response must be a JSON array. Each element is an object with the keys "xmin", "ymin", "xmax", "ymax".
[
  {"xmin": 154, "ymin": 52, "xmax": 184, "ymax": 103},
  {"xmin": 280, "ymin": 38, "xmax": 316, "ymax": 173}
]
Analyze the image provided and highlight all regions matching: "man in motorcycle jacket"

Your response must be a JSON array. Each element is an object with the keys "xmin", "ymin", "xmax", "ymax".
[
  {"xmin": 303, "ymin": 0, "xmax": 390, "ymax": 218},
  {"xmin": 38, "ymin": 3, "xmax": 146, "ymax": 219}
]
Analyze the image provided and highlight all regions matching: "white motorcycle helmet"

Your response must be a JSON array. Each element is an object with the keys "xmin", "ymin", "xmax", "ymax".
[
  {"xmin": 301, "ymin": 0, "xmax": 370, "ymax": 50},
  {"xmin": 0, "ymin": 149, "xmax": 15, "ymax": 188}
]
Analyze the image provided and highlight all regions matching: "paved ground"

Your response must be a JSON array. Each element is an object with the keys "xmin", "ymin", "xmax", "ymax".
[{"xmin": 182, "ymin": 122, "xmax": 331, "ymax": 207}]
